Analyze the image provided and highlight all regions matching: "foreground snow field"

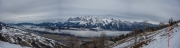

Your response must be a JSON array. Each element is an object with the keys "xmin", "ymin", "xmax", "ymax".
[
  {"xmin": 0, "ymin": 41, "xmax": 29, "ymax": 48},
  {"xmin": 114, "ymin": 23, "xmax": 180, "ymax": 48},
  {"xmin": 142, "ymin": 23, "xmax": 180, "ymax": 48}
]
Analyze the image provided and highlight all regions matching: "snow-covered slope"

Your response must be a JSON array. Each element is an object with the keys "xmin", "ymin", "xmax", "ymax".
[
  {"xmin": 0, "ymin": 22, "xmax": 66, "ymax": 48},
  {"xmin": 113, "ymin": 22, "xmax": 180, "ymax": 48},
  {"xmin": 142, "ymin": 23, "xmax": 180, "ymax": 48},
  {"xmin": 0, "ymin": 41, "xmax": 29, "ymax": 48}
]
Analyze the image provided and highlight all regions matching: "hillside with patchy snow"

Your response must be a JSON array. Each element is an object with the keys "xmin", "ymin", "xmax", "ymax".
[{"xmin": 0, "ymin": 22, "xmax": 67, "ymax": 48}]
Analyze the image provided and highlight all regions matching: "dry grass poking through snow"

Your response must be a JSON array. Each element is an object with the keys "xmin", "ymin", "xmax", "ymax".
[{"xmin": 131, "ymin": 39, "xmax": 152, "ymax": 48}]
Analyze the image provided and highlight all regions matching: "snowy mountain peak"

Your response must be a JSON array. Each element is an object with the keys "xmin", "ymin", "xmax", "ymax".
[
  {"xmin": 66, "ymin": 16, "xmax": 119, "ymax": 24},
  {"xmin": 62, "ymin": 16, "xmax": 156, "ymax": 30}
]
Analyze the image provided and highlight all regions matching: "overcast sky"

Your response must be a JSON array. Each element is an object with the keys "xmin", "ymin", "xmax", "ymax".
[{"xmin": 0, "ymin": 0, "xmax": 180, "ymax": 24}]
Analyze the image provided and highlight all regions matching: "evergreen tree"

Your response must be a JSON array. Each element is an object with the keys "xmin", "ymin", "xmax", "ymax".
[
  {"xmin": 169, "ymin": 18, "xmax": 173, "ymax": 25},
  {"xmin": 0, "ymin": 33, "xmax": 2, "ymax": 40}
]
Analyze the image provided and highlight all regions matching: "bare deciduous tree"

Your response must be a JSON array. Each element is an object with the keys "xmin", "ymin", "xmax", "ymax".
[
  {"xmin": 143, "ymin": 20, "xmax": 149, "ymax": 31},
  {"xmin": 99, "ymin": 32, "xmax": 107, "ymax": 48},
  {"xmin": 91, "ymin": 37, "xmax": 99, "ymax": 48},
  {"xmin": 159, "ymin": 22, "xmax": 165, "ymax": 28},
  {"xmin": 65, "ymin": 36, "xmax": 80, "ymax": 48},
  {"xmin": 133, "ymin": 27, "xmax": 138, "ymax": 45}
]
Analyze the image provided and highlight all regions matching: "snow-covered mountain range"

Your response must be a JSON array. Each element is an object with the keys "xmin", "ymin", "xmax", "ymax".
[{"xmin": 10, "ymin": 16, "xmax": 157, "ymax": 31}]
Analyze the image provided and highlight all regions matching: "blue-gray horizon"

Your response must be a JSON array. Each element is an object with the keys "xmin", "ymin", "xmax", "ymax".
[{"xmin": 0, "ymin": 0, "xmax": 180, "ymax": 24}]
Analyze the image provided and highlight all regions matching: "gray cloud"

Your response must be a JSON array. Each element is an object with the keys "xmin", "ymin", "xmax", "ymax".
[{"xmin": 0, "ymin": 0, "xmax": 180, "ymax": 24}]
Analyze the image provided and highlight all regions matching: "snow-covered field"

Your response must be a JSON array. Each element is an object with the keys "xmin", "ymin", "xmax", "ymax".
[
  {"xmin": 0, "ymin": 41, "xmax": 29, "ymax": 48},
  {"xmin": 14, "ymin": 25, "xmax": 130, "ymax": 37}
]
